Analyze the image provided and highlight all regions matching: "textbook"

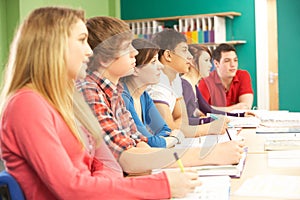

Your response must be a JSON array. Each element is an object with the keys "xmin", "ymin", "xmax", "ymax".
[
  {"xmin": 264, "ymin": 139, "xmax": 300, "ymax": 151},
  {"xmin": 257, "ymin": 131, "xmax": 300, "ymax": 151},
  {"xmin": 256, "ymin": 127, "xmax": 300, "ymax": 134}
]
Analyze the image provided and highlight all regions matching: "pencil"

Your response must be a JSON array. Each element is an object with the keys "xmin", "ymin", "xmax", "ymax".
[
  {"xmin": 173, "ymin": 152, "xmax": 185, "ymax": 172},
  {"xmin": 226, "ymin": 129, "xmax": 232, "ymax": 140}
]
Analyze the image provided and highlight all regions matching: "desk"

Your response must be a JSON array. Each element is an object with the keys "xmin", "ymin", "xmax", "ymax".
[
  {"xmin": 229, "ymin": 128, "xmax": 300, "ymax": 199},
  {"xmin": 238, "ymin": 128, "xmax": 265, "ymax": 153}
]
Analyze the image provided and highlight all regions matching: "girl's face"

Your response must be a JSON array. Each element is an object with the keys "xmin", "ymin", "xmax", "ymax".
[
  {"xmin": 198, "ymin": 51, "xmax": 212, "ymax": 78},
  {"xmin": 66, "ymin": 19, "xmax": 92, "ymax": 80},
  {"xmin": 135, "ymin": 53, "xmax": 163, "ymax": 85}
]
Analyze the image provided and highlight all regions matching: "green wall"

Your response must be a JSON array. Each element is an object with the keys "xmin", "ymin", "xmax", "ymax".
[
  {"xmin": 277, "ymin": 0, "xmax": 300, "ymax": 111},
  {"xmin": 120, "ymin": 0, "xmax": 257, "ymax": 108},
  {"xmin": 0, "ymin": 0, "xmax": 120, "ymax": 81},
  {"xmin": 0, "ymin": 0, "xmax": 8, "ymax": 76},
  {"xmin": 0, "ymin": 0, "xmax": 20, "ymax": 78}
]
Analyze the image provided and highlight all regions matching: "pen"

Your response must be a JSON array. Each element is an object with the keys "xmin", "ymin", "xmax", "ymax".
[
  {"xmin": 226, "ymin": 129, "xmax": 232, "ymax": 140},
  {"xmin": 173, "ymin": 152, "xmax": 185, "ymax": 172}
]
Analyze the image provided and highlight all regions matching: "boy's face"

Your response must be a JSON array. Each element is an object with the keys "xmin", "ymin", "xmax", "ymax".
[
  {"xmin": 169, "ymin": 42, "xmax": 193, "ymax": 73},
  {"xmin": 106, "ymin": 40, "xmax": 138, "ymax": 78},
  {"xmin": 214, "ymin": 51, "xmax": 238, "ymax": 79}
]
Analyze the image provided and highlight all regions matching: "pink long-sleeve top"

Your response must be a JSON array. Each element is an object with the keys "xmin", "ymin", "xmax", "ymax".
[{"xmin": 0, "ymin": 88, "xmax": 170, "ymax": 199}]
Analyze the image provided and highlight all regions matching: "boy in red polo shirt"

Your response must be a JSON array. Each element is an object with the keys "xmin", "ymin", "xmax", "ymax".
[{"xmin": 198, "ymin": 44, "xmax": 253, "ymax": 112}]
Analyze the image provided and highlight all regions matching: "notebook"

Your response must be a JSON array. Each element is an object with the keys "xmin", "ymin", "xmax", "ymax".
[
  {"xmin": 227, "ymin": 116, "xmax": 261, "ymax": 128},
  {"xmin": 189, "ymin": 147, "xmax": 247, "ymax": 178},
  {"xmin": 173, "ymin": 175, "xmax": 231, "ymax": 200},
  {"xmin": 152, "ymin": 147, "xmax": 247, "ymax": 179}
]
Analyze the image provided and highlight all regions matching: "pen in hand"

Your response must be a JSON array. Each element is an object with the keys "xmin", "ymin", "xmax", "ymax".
[
  {"xmin": 226, "ymin": 129, "xmax": 232, "ymax": 140},
  {"xmin": 173, "ymin": 152, "xmax": 185, "ymax": 173}
]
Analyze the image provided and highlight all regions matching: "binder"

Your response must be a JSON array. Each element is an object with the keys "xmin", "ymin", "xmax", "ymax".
[
  {"xmin": 185, "ymin": 18, "xmax": 193, "ymax": 44},
  {"xmin": 213, "ymin": 16, "xmax": 226, "ymax": 43},
  {"xmin": 202, "ymin": 18, "xmax": 209, "ymax": 43},
  {"xmin": 208, "ymin": 17, "xmax": 214, "ymax": 43},
  {"xmin": 196, "ymin": 18, "xmax": 203, "ymax": 43}
]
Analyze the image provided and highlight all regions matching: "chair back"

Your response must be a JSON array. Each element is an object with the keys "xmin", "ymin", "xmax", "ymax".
[{"xmin": 0, "ymin": 170, "xmax": 25, "ymax": 200}]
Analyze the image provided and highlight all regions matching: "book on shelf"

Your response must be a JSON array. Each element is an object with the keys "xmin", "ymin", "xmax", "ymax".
[{"xmin": 213, "ymin": 16, "xmax": 226, "ymax": 43}]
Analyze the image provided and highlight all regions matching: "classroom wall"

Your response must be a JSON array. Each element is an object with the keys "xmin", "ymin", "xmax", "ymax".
[
  {"xmin": 120, "ymin": 0, "xmax": 257, "ymax": 108},
  {"xmin": 0, "ymin": 0, "xmax": 20, "ymax": 78},
  {"xmin": 0, "ymin": 0, "xmax": 120, "ymax": 82},
  {"xmin": 0, "ymin": 0, "xmax": 8, "ymax": 76},
  {"xmin": 277, "ymin": 0, "xmax": 300, "ymax": 111}
]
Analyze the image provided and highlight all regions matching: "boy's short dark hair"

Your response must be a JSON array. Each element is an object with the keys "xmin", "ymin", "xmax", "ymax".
[
  {"xmin": 212, "ymin": 43, "xmax": 236, "ymax": 62},
  {"xmin": 151, "ymin": 29, "xmax": 187, "ymax": 60}
]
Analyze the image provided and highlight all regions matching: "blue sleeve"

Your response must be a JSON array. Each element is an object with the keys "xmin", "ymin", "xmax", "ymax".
[
  {"xmin": 142, "ymin": 92, "xmax": 171, "ymax": 137},
  {"xmin": 122, "ymin": 89, "xmax": 166, "ymax": 148}
]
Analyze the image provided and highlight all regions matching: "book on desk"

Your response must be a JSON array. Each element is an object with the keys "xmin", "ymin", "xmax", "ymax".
[{"xmin": 256, "ymin": 127, "xmax": 300, "ymax": 150}]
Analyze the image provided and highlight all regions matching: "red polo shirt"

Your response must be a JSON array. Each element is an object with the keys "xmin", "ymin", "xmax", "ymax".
[{"xmin": 198, "ymin": 70, "xmax": 253, "ymax": 106}]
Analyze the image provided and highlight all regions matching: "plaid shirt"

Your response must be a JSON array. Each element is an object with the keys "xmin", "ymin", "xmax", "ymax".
[{"xmin": 77, "ymin": 70, "xmax": 147, "ymax": 159}]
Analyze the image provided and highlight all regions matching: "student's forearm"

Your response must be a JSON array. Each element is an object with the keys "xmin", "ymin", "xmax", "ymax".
[
  {"xmin": 118, "ymin": 147, "xmax": 211, "ymax": 174},
  {"xmin": 118, "ymin": 147, "xmax": 207, "ymax": 173},
  {"xmin": 119, "ymin": 147, "xmax": 180, "ymax": 173},
  {"xmin": 180, "ymin": 123, "xmax": 210, "ymax": 138}
]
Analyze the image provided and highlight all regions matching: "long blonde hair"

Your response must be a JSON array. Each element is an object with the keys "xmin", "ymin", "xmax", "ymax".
[{"xmin": 0, "ymin": 7, "xmax": 101, "ymax": 147}]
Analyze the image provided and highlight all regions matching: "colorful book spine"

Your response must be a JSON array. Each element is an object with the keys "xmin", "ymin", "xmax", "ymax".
[
  {"xmin": 208, "ymin": 17, "xmax": 214, "ymax": 43},
  {"xmin": 197, "ymin": 18, "xmax": 203, "ymax": 43},
  {"xmin": 185, "ymin": 18, "xmax": 193, "ymax": 44},
  {"xmin": 202, "ymin": 18, "xmax": 209, "ymax": 43}
]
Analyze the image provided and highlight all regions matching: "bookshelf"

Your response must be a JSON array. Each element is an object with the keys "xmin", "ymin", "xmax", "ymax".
[{"xmin": 124, "ymin": 12, "xmax": 246, "ymax": 47}]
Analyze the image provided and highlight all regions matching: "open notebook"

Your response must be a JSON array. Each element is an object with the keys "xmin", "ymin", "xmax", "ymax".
[
  {"xmin": 188, "ymin": 147, "xmax": 247, "ymax": 178},
  {"xmin": 152, "ymin": 147, "xmax": 247, "ymax": 178},
  {"xmin": 173, "ymin": 176, "xmax": 231, "ymax": 200}
]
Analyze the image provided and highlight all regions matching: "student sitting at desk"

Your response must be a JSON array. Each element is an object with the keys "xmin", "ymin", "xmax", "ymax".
[
  {"xmin": 122, "ymin": 38, "xmax": 185, "ymax": 148},
  {"xmin": 147, "ymin": 29, "xmax": 230, "ymax": 137},
  {"xmin": 0, "ymin": 7, "xmax": 200, "ymax": 199},
  {"xmin": 198, "ymin": 43, "xmax": 254, "ymax": 112},
  {"xmin": 181, "ymin": 44, "xmax": 254, "ymax": 125},
  {"xmin": 77, "ymin": 16, "xmax": 245, "ymax": 174}
]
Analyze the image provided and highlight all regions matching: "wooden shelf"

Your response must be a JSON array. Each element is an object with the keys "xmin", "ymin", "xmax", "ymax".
[
  {"xmin": 125, "ymin": 11, "xmax": 245, "ymax": 47},
  {"xmin": 200, "ymin": 40, "xmax": 246, "ymax": 47},
  {"xmin": 124, "ymin": 12, "xmax": 241, "ymax": 23}
]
